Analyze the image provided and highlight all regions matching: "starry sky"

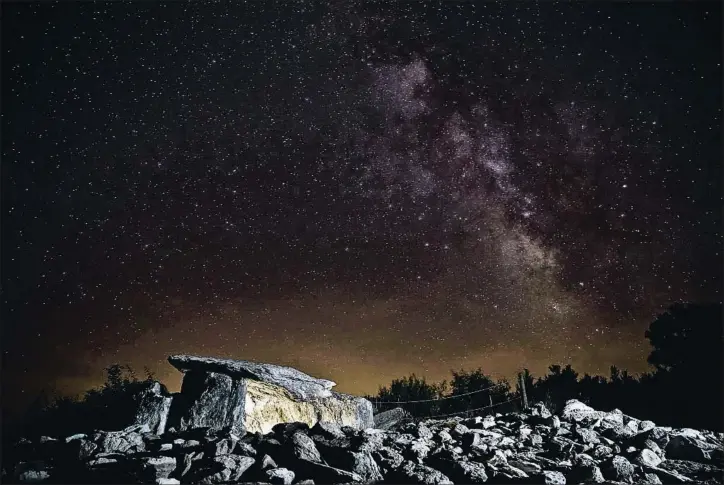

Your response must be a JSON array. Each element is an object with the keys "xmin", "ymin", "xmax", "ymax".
[{"xmin": 2, "ymin": 1, "xmax": 721, "ymax": 414}]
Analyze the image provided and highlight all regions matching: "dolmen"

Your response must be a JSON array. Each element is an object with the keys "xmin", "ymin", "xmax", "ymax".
[{"xmin": 135, "ymin": 355, "xmax": 374, "ymax": 436}]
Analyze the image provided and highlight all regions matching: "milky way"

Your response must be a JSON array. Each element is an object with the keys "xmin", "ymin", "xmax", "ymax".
[{"xmin": 2, "ymin": 1, "xmax": 721, "ymax": 412}]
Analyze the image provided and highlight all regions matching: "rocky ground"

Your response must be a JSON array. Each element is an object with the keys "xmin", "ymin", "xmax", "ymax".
[{"xmin": 4, "ymin": 400, "xmax": 723, "ymax": 484}]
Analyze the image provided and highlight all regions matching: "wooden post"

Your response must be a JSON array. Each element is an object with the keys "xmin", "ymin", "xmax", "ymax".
[
  {"xmin": 489, "ymin": 394, "xmax": 493, "ymax": 407},
  {"xmin": 519, "ymin": 372, "xmax": 529, "ymax": 410}
]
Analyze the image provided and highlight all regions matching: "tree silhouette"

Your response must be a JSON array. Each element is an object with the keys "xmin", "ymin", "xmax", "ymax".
[
  {"xmin": 644, "ymin": 302, "xmax": 723, "ymax": 431},
  {"xmin": 7, "ymin": 364, "xmax": 162, "ymax": 442}
]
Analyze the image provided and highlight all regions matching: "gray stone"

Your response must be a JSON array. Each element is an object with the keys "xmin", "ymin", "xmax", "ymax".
[
  {"xmin": 293, "ymin": 458, "xmax": 363, "ymax": 483},
  {"xmin": 372, "ymin": 447, "xmax": 404, "ymax": 473},
  {"xmin": 541, "ymin": 470, "xmax": 567, "ymax": 484},
  {"xmin": 453, "ymin": 460, "xmax": 489, "ymax": 482},
  {"xmin": 156, "ymin": 479, "xmax": 180, "ymax": 485},
  {"xmin": 141, "ymin": 456, "xmax": 177, "ymax": 481},
  {"xmin": 659, "ymin": 459, "xmax": 724, "ymax": 482},
  {"xmin": 603, "ymin": 455, "xmax": 635, "ymax": 483},
  {"xmin": 646, "ymin": 465, "xmax": 693, "ymax": 483},
  {"xmin": 310, "ymin": 421, "xmax": 346, "ymax": 439},
  {"xmin": 94, "ymin": 425, "xmax": 148, "ymax": 454},
  {"xmin": 641, "ymin": 472, "xmax": 663, "ymax": 484},
  {"xmin": 636, "ymin": 449, "xmax": 663, "ymax": 468},
  {"xmin": 168, "ymin": 354, "xmax": 336, "ymax": 400},
  {"xmin": 169, "ymin": 371, "xmax": 247, "ymax": 435},
  {"xmin": 134, "ymin": 382, "xmax": 173, "ymax": 435},
  {"xmin": 562, "ymin": 400, "xmax": 605, "ymax": 424},
  {"xmin": 373, "ymin": 407, "xmax": 412, "ymax": 431},
  {"xmin": 201, "ymin": 455, "xmax": 255, "ymax": 484},
  {"xmin": 392, "ymin": 460, "xmax": 453, "ymax": 484},
  {"xmin": 576, "ymin": 427, "xmax": 601, "ymax": 444},
  {"xmin": 345, "ymin": 450, "xmax": 383, "ymax": 483},
  {"xmin": 64, "ymin": 433, "xmax": 87, "ymax": 443},
  {"xmin": 290, "ymin": 431, "xmax": 322, "ymax": 463},
  {"xmin": 14, "ymin": 462, "xmax": 50, "ymax": 484},
  {"xmin": 265, "ymin": 467, "xmax": 295, "ymax": 484},
  {"xmin": 665, "ymin": 434, "xmax": 714, "ymax": 462},
  {"xmin": 531, "ymin": 402, "xmax": 553, "ymax": 419}
]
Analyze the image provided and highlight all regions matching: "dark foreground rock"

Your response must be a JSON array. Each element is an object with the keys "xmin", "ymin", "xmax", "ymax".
[{"xmin": 4, "ymin": 399, "xmax": 723, "ymax": 484}]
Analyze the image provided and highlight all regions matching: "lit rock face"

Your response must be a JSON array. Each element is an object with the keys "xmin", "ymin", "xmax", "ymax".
[
  {"xmin": 165, "ymin": 355, "xmax": 373, "ymax": 435},
  {"xmin": 244, "ymin": 380, "xmax": 374, "ymax": 435}
]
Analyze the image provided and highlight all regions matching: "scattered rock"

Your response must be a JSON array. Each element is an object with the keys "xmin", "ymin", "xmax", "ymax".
[
  {"xmin": 265, "ymin": 467, "xmax": 295, "ymax": 484},
  {"xmin": 7, "ymin": 360, "xmax": 724, "ymax": 485}
]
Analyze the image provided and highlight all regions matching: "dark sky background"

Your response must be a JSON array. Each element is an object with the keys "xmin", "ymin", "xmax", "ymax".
[{"xmin": 1, "ymin": 1, "xmax": 721, "ymax": 414}]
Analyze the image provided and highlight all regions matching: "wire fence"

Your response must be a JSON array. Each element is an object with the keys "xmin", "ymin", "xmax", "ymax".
[
  {"xmin": 423, "ymin": 397, "xmax": 521, "ymax": 419},
  {"xmin": 370, "ymin": 382, "xmax": 508, "ymax": 404},
  {"xmin": 370, "ymin": 380, "xmax": 527, "ymax": 421}
]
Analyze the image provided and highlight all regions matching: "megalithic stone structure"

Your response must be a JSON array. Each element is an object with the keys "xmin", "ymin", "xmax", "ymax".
[{"xmin": 132, "ymin": 355, "xmax": 373, "ymax": 436}]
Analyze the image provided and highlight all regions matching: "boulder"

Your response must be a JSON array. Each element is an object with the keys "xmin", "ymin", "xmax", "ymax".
[
  {"xmin": 373, "ymin": 407, "xmax": 412, "ymax": 431},
  {"xmin": 168, "ymin": 355, "xmax": 336, "ymax": 400},
  {"xmin": 167, "ymin": 367, "xmax": 372, "ymax": 435},
  {"xmin": 562, "ymin": 400, "xmax": 605, "ymax": 425},
  {"xmin": 133, "ymin": 382, "xmax": 174, "ymax": 435}
]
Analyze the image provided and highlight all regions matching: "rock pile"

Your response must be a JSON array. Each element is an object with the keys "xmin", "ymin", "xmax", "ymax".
[{"xmin": 5, "ymin": 399, "xmax": 723, "ymax": 484}]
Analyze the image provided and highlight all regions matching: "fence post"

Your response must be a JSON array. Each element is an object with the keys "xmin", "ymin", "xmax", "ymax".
[{"xmin": 519, "ymin": 372, "xmax": 529, "ymax": 410}]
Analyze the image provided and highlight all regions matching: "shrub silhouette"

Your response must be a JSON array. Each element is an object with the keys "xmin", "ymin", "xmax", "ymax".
[{"xmin": 11, "ymin": 364, "xmax": 161, "ymax": 442}]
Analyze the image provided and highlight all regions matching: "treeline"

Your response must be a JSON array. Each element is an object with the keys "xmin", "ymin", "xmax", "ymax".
[
  {"xmin": 4, "ymin": 302, "xmax": 722, "ymax": 446},
  {"xmin": 6, "ymin": 364, "xmax": 167, "ymax": 442},
  {"xmin": 369, "ymin": 302, "xmax": 723, "ymax": 432}
]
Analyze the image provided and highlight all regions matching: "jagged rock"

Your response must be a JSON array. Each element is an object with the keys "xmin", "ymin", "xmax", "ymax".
[
  {"xmin": 357, "ymin": 428, "xmax": 386, "ymax": 452},
  {"xmin": 176, "ymin": 450, "xmax": 204, "ymax": 478},
  {"xmin": 562, "ymin": 400, "xmax": 605, "ymax": 424},
  {"xmin": 156, "ymin": 478, "xmax": 180, "ymax": 485},
  {"xmin": 289, "ymin": 430, "xmax": 323, "ymax": 463},
  {"xmin": 509, "ymin": 457, "xmax": 542, "ymax": 474},
  {"xmin": 642, "ymin": 472, "xmax": 663, "ymax": 484},
  {"xmin": 65, "ymin": 433, "xmax": 86, "ymax": 443},
  {"xmin": 666, "ymin": 433, "xmax": 716, "ymax": 462},
  {"xmin": 140, "ymin": 456, "xmax": 177, "ymax": 481},
  {"xmin": 266, "ymin": 467, "xmax": 295, "ymax": 484},
  {"xmin": 373, "ymin": 407, "xmax": 412, "ymax": 431},
  {"xmin": 134, "ymin": 381, "xmax": 173, "ymax": 435},
  {"xmin": 531, "ymin": 402, "xmax": 553, "ymax": 419},
  {"xmin": 645, "ymin": 464, "xmax": 693, "ymax": 483},
  {"xmin": 14, "ymin": 461, "xmax": 51, "ymax": 483},
  {"xmin": 194, "ymin": 454, "xmax": 256, "ymax": 484},
  {"xmin": 167, "ymin": 371, "xmax": 247, "ymax": 435},
  {"xmin": 391, "ymin": 460, "xmax": 453, "ymax": 484},
  {"xmin": 453, "ymin": 460, "xmax": 489, "ymax": 483},
  {"xmin": 540, "ymin": 469, "xmax": 567, "ymax": 484},
  {"xmin": 206, "ymin": 436, "xmax": 238, "ymax": 456},
  {"xmin": 342, "ymin": 450, "xmax": 383, "ymax": 483},
  {"xmin": 576, "ymin": 427, "xmax": 602, "ymax": 444},
  {"xmin": 168, "ymin": 355, "xmax": 336, "ymax": 400},
  {"xmin": 372, "ymin": 447, "xmax": 404, "ymax": 474},
  {"xmin": 603, "ymin": 455, "xmax": 635, "ymax": 483},
  {"xmin": 94, "ymin": 424, "xmax": 148, "ymax": 454},
  {"xmin": 292, "ymin": 458, "xmax": 363, "ymax": 483},
  {"xmin": 311, "ymin": 421, "xmax": 346, "ymax": 439},
  {"xmin": 636, "ymin": 448, "xmax": 663, "ymax": 468},
  {"xmin": 659, "ymin": 459, "xmax": 724, "ymax": 482},
  {"xmin": 500, "ymin": 463, "xmax": 530, "ymax": 479}
]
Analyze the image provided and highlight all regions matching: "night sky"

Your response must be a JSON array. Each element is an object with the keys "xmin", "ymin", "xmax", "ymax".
[{"xmin": 2, "ymin": 1, "xmax": 721, "ymax": 414}]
